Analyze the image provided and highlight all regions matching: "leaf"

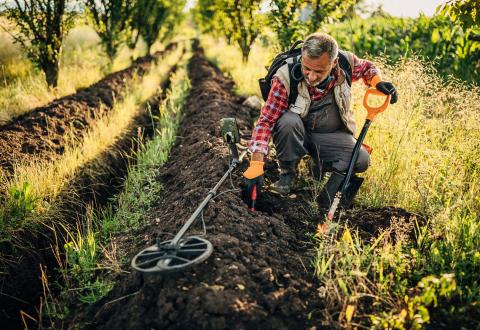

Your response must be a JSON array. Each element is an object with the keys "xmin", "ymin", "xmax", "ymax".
[
  {"xmin": 345, "ymin": 304, "xmax": 355, "ymax": 323},
  {"xmin": 337, "ymin": 277, "xmax": 349, "ymax": 295},
  {"xmin": 341, "ymin": 227, "xmax": 353, "ymax": 245}
]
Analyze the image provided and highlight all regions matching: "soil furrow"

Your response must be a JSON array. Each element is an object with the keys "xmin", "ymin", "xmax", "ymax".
[
  {"xmin": 73, "ymin": 41, "xmax": 323, "ymax": 330},
  {"xmin": 0, "ymin": 43, "xmax": 178, "ymax": 175},
  {"xmin": 0, "ymin": 60, "xmax": 181, "ymax": 330}
]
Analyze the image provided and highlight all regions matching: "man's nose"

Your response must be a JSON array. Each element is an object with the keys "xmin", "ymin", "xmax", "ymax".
[{"xmin": 307, "ymin": 72, "xmax": 318, "ymax": 82}]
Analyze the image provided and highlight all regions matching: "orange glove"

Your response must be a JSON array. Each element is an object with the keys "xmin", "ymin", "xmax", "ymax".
[
  {"xmin": 370, "ymin": 75, "xmax": 382, "ymax": 88},
  {"xmin": 243, "ymin": 160, "xmax": 264, "ymax": 179},
  {"xmin": 243, "ymin": 161, "xmax": 264, "ymax": 211}
]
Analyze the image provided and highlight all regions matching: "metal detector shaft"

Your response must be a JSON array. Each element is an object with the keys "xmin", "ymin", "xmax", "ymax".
[{"xmin": 171, "ymin": 149, "xmax": 247, "ymax": 246}]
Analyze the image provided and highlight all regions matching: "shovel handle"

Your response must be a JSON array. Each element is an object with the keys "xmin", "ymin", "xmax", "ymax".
[{"xmin": 363, "ymin": 88, "xmax": 391, "ymax": 121}]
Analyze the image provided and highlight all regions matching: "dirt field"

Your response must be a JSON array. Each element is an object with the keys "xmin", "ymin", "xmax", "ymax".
[
  {"xmin": 0, "ymin": 44, "xmax": 177, "ymax": 175},
  {"xmin": 0, "ymin": 45, "xmax": 181, "ymax": 329},
  {"xmin": 68, "ymin": 42, "xmax": 416, "ymax": 329}
]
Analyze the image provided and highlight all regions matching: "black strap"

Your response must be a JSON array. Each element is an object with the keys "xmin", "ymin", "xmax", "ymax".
[
  {"xmin": 287, "ymin": 56, "xmax": 301, "ymax": 106},
  {"xmin": 338, "ymin": 50, "xmax": 352, "ymax": 87}
]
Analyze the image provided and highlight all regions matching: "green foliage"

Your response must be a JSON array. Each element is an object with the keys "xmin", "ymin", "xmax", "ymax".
[
  {"xmin": 313, "ymin": 218, "xmax": 475, "ymax": 327},
  {"xmin": 370, "ymin": 274, "xmax": 457, "ymax": 329},
  {"xmin": 63, "ymin": 220, "xmax": 113, "ymax": 304},
  {"xmin": 85, "ymin": 0, "xmax": 134, "ymax": 62},
  {"xmin": 3, "ymin": 0, "xmax": 75, "ymax": 87},
  {"xmin": 268, "ymin": 0, "xmax": 359, "ymax": 50},
  {"xmin": 0, "ymin": 182, "xmax": 37, "ymax": 235},
  {"xmin": 130, "ymin": 0, "xmax": 186, "ymax": 55},
  {"xmin": 438, "ymin": 0, "xmax": 480, "ymax": 31},
  {"xmin": 267, "ymin": 0, "xmax": 306, "ymax": 50},
  {"xmin": 327, "ymin": 15, "xmax": 480, "ymax": 83},
  {"xmin": 194, "ymin": 0, "xmax": 265, "ymax": 62},
  {"xmin": 305, "ymin": 0, "xmax": 359, "ymax": 34}
]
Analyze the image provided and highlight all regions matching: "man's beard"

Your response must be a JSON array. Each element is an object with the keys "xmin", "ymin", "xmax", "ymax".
[{"xmin": 306, "ymin": 74, "xmax": 333, "ymax": 88}]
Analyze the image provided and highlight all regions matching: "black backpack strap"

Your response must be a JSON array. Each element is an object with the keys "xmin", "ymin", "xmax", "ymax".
[
  {"xmin": 287, "ymin": 56, "xmax": 302, "ymax": 106},
  {"xmin": 338, "ymin": 50, "xmax": 352, "ymax": 87}
]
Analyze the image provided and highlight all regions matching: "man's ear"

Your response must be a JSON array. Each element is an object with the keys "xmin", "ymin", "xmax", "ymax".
[{"xmin": 333, "ymin": 57, "xmax": 339, "ymax": 68}]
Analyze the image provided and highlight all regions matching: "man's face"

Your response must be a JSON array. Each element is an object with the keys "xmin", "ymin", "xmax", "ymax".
[{"xmin": 301, "ymin": 52, "xmax": 338, "ymax": 87}]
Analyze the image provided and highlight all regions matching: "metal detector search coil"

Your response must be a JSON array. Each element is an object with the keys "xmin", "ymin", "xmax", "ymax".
[{"xmin": 131, "ymin": 236, "xmax": 213, "ymax": 273}]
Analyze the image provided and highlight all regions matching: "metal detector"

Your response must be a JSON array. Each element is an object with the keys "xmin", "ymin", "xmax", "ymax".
[{"xmin": 131, "ymin": 118, "xmax": 247, "ymax": 273}]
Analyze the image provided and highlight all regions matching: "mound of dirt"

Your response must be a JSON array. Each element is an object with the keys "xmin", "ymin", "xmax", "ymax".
[
  {"xmin": 0, "ymin": 60, "xmax": 181, "ymax": 329},
  {"xmin": 73, "ymin": 43, "xmax": 417, "ymax": 329},
  {"xmin": 0, "ymin": 45, "xmax": 177, "ymax": 175}
]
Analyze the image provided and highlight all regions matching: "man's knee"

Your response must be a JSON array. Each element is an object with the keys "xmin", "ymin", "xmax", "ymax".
[
  {"xmin": 275, "ymin": 111, "xmax": 304, "ymax": 132},
  {"xmin": 354, "ymin": 149, "xmax": 370, "ymax": 173}
]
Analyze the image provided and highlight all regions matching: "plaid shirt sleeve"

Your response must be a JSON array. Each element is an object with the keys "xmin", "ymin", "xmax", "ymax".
[
  {"xmin": 351, "ymin": 54, "xmax": 381, "ymax": 86},
  {"xmin": 248, "ymin": 77, "xmax": 289, "ymax": 155}
]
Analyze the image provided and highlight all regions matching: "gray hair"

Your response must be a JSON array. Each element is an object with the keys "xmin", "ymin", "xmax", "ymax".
[{"xmin": 302, "ymin": 33, "xmax": 339, "ymax": 62}]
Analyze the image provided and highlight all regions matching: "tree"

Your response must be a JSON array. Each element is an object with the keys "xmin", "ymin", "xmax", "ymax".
[
  {"xmin": 3, "ymin": 0, "xmax": 74, "ymax": 88},
  {"xmin": 268, "ymin": 0, "xmax": 359, "ymax": 50},
  {"xmin": 85, "ymin": 0, "xmax": 133, "ymax": 63},
  {"xmin": 438, "ymin": 0, "xmax": 480, "ymax": 30},
  {"xmin": 193, "ymin": 0, "xmax": 219, "ymax": 37},
  {"xmin": 438, "ymin": 0, "xmax": 480, "ymax": 41},
  {"xmin": 305, "ymin": 0, "xmax": 360, "ymax": 34},
  {"xmin": 195, "ymin": 0, "xmax": 264, "ymax": 62},
  {"xmin": 130, "ymin": 0, "xmax": 185, "ymax": 55},
  {"xmin": 268, "ymin": 0, "xmax": 306, "ymax": 50}
]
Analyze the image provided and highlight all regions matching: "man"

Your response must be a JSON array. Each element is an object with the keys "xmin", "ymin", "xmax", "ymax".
[{"xmin": 243, "ymin": 32, "xmax": 398, "ymax": 196}]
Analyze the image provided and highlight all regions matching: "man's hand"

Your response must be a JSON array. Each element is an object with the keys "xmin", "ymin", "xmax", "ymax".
[
  {"xmin": 243, "ymin": 160, "xmax": 264, "ymax": 210},
  {"xmin": 376, "ymin": 81, "xmax": 398, "ymax": 104},
  {"xmin": 243, "ymin": 160, "xmax": 264, "ymax": 180}
]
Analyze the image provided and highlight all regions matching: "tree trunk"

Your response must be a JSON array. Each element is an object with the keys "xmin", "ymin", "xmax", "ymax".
[
  {"xmin": 240, "ymin": 43, "xmax": 250, "ymax": 63},
  {"xmin": 43, "ymin": 61, "xmax": 59, "ymax": 88},
  {"xmin": 147, "ymin": 42, "xmax": 153, "ymax": 56},
  {"xmin": 106, "ymin": 37, "xmax": 116, "ymax": 64}
]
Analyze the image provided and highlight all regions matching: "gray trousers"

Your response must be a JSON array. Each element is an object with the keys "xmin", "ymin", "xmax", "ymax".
[{"xmin": 272, "ymin": 111, "xmax": 370, "ymax": 173}]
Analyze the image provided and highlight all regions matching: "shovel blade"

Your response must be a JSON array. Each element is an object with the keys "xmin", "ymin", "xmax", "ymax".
[{"xmin": 321, "ymin": 170, "xmax": 364, "ymax": 208}]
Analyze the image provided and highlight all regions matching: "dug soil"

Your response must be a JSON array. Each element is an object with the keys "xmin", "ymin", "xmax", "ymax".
[
  {"xmin": 0, "ymin": 50, "xmax": 183, "ymax": 329},
  {"xmin": 70, "ymin": 42, "xmax": 417, "ymax": 329},
  {"xmin": 0, "ymin": 43, "xmax": 177, "ymax": 175}
]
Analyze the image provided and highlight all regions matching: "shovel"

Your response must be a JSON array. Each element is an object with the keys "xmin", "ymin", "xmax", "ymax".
[{"xmin": 318, "ymin": 88, "xmax": 391, "ymax": 234}]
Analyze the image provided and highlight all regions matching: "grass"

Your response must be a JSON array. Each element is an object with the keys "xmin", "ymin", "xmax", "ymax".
[
  {"xmin": 201, "ymin": 37, "xmax": 480, "ymax": 328},
  {"xmin": 200, "ymin": 34, "xmax": 275, "ymax": 97},
  {"xmin": 0, "ymin": 44, "xmax": 185, "ymax": 241},
  {"xmin": 98, "ymin": 62, "xmax": 191, "ymax": 234}
]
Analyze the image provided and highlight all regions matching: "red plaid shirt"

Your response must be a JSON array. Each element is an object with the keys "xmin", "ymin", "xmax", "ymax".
[{"xmin": 248, "ymin": 54, "xmax": 380, "ymax": 155}]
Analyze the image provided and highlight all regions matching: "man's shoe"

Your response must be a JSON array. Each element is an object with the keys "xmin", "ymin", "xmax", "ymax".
[
  {"xmin": 270, "ymin": 172, "xmax": 296, "ymax": 195},
  {"xmin": 309, "ymin": 157, "xmax": 323, "ymax": 181},
  {"xmin": 319, "ymin": 171, "xmax": 364, "ymax": 208}
]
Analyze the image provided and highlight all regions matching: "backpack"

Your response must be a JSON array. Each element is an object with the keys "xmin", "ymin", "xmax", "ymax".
[{"xmin": 258, "ymin": 40, "xmax": 353, "ymax": 106}]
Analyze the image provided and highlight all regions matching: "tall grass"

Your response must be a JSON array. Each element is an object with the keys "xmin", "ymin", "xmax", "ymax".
[
  {"xmin": 100, "ymin": 62, "xmax": 191, "ymax": 235},
  {"xmin": 0, "ymin": 45, "xmax": 185, "ymax": 239},
  {"xmin": 202, "ymin": 37, "xmax": 480, "ymax": 327},
  {"xmin": 200, "ymin": 34, "xmax": 275, "ymax": 97},
  {"xmin": 321, "ymin": 57, "xmax": 480, "ymax": 327}
]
